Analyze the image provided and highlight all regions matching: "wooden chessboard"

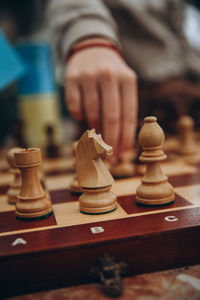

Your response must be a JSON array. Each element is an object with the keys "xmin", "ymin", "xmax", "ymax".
[{"xmin": 0, "ymin": 142, "xmax": 200, "ymax": 297}]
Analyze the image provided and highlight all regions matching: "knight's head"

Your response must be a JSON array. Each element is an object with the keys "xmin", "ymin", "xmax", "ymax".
[{"xmin": 89, "ymin": 129, "xmax": 113, "ymax": 159}]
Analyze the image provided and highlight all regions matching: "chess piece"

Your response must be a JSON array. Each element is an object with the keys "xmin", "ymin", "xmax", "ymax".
[
  {"xmin": 136, "ymin": 116, "xmax": 175, "ymax": 206},
  {"xmin": 110, "ymin": 159, "xmax": 135, "ymax": 178},
  {"xmin": 75, "ymin": 129, "xmax": 117, "ymax": 214},
  {"xmin": 45, "ymin": 125, "xmax": 60, "ymax": 158},
  {"xmin": 177, "ymin": 115, "xmax": 197, "ymax": 155},
  {"xmin": 68, "ymin": 173, "xmax": 82, "ymax": 194},
  {"xmin": 11, "ymin": 121, "xmax": 27, "ymax": 148},
  {"xmin": 7, "ymin": 148, "xmax": 22, "ymax": 204},
  {"xmin": 89, "ymin": 254, "xmax": 127, "ymax": 297},
  {"xmin": 134, "ymin": 145, "xmax": 146, "ymax": 175},
  {"xmin": 68, "ymin": 141, "xmax": 82, "ymax": 194},
  {"xmin": 110, "ymin": 151, "xmax": 135, "ymax": 178},
  {"xmin": 15, "ymin": 148, "xmax": 53, "ymax": 219}
]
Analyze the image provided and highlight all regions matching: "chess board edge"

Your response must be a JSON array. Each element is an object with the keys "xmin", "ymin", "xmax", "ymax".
[{"xmin": 0, "ymin": 206, "xmax": 200, "ymax": 297}]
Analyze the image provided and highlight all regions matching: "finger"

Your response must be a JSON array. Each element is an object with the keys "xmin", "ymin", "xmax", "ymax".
[
  {"xmin": 80, "ymin": 75, "xmax": 100, "ymax": 132},
  {"xmin": 65, "ymin": 76, "xmax": 83, "ymax": 120},
  {"xmin": 119, "ymin": 72, "xmax": 138, "ymax": 159},
  {"xmin": 99, "ymin": 72, "xmax": 120, "ymax": 161}
]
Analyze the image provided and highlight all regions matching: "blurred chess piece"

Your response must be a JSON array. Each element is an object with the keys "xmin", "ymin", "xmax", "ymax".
[
  {"xmin": 136, "ymin": 116, "xmax": 175, "ymax": 206},
  {"xmin": 11, "ymin": 121, "xmax": 27, "ymax": 148},
  {"xmin": 177, "ymin": 115, "xmax": 197, "ymax": 156},
  {"xmin": 89, "ymin": 253, "xmax": 127, "ymax": 297},
  {"xmin": 7, "ymin": 148, "xmax": 22, "ymax": 204},
  {"xmin": 45, "ymin": 125, "xmax": 60, "ymax": 158},
  {"xmin": 68, "ymin": 141, "xmax": 82, "ymax": 194},
  {"xmin": 110, "ymin": 153, "xmax": 135, "ymax": 178}
]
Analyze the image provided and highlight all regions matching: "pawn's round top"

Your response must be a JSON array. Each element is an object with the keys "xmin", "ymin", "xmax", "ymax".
[
  {"xmin": 139, "ymin": 116, "xmax": 164, "ymax": 149},
  {"xmin": 177, "ymin": 115, "xmax": 194, "ymax": 130},
  {"xmin": 15, "ymin": 148, "xmax": 41, "ymax": 166},
  {"xmin": 144, "ymin": 116, "xmax": 157, "ymax": 123},
  {"xmin": 7, "ymin": 148, "xmax": 22, "ymax": 168}
]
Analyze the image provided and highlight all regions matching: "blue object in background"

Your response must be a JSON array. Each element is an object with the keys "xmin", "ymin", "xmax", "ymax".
[
  {"xmin": 16, "ymin": 41, "xmax": 57, "ymax": 96},
  {"xmin": 0, "ymin": 29, "xmax": 26, "ymax": 91}
]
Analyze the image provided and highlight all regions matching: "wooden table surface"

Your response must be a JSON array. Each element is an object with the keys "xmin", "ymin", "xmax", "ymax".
[{"xmin": 6, "ymin": 264, "xmax": 200, "ymax": 300}]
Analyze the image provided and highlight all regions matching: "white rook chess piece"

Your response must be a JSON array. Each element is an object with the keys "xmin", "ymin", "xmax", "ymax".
[{"xmin": 15, "ymin": 148, "xmax": 53, "ymax": 219}]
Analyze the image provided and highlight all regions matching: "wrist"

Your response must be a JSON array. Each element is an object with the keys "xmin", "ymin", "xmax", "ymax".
[
  {"xmin": 72, "ymin": 37, "xmax": 115, "ymax": 47},
  {"xmin": 67, "ymin": 37, "xmax": 124, "ymax": 62}
]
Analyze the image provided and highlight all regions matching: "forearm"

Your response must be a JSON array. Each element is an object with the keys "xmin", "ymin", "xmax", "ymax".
[{"xmin": 47, "ymin": 0, "xmax": 121, "ymax": 61}]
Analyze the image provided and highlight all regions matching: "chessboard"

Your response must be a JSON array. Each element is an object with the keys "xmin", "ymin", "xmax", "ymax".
[{"xmin": 0, "ymin": 140, "xmax": 200, "ymax": 297}]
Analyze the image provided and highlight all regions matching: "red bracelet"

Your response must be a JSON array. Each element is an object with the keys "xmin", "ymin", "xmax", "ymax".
[{"xmin": 67, "ymin": 41, "xmax": 124, "ymax": 61}]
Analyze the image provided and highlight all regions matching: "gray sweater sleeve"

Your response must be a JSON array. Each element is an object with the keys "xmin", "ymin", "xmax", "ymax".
[{"xmin": 47, "ymin": 0, "xmax": 121, "ymax": 62}]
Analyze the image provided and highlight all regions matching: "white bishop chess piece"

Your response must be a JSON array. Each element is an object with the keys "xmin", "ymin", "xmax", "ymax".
[{"xmin": 136, "ymin": 116, "xmax": 175, "ymax": 206}]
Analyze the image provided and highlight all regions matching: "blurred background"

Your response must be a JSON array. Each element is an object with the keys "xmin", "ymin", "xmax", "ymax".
[
  {"xmin": 0, "ymin": 0, "xmax": 76, "ymax": 152},
  {"xmin": 0, "ymin": 0, "xmax": 200, "ymax": 150}
]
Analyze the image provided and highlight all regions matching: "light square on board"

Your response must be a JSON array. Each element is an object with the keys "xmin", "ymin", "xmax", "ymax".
[
  {"xmin": 0, "ymin": 158, "xmax": 9, "ymax": 172},
  {"xmin": 54, "ymin": 201, "xmax": 127, "ymax": 227},
  {"xmin": 0, "ymin": 195, "xmax": 15, "ymax": 212},
  {"xmin": 159, "ymin": 161, "xmax": 197, "ymax": 177},
  {"xmin": 112, "ymin": 177, "xmax": 141, "ymax": 197},
  {"xmin": 175, "ymin": 184, "xmax": 200, "ymax": 205},
  {"xmin": 43, "ymin": 157, "xmax": 75, "ymax": 175},
  {"xmin": 46, "ymin": 174, "xmax": 74, "ymax": 191},
  {"xmin": 0, "ymin": 173, "xmax": 13, "ymax": 188}
]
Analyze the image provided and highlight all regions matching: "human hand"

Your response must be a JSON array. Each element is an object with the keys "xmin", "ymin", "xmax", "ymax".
[{"xmin": 65, "ymin": 40, "xmax": 138, "ymax": 162}]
